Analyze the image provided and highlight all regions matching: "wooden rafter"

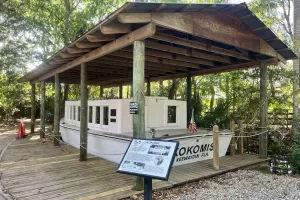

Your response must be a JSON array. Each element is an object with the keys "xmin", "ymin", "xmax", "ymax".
[
  {"xmin": 75, "ymin": 41, "xmax": 102, "ymax": 49},
  {"xmin": 60, "ymin": 52, "xmax": 84, "ymax": 58},
  {"xmin": 32, "ymin": 23, "xmax": 156, "ymax": 83},
  {"xmin": 151, "ymin": 33, "xmax": 251, "ymax": 60},
  {"xmin": 100, "ymin": 24, "xmax": 131, "ymax": 34},
  {"xmin": 121, "ymin": 47, "xmax": 217, "ymax": 65},
  {"xmin": 117, "ymin": 12, "xmax": 285, "ymax": 62},
  {"xmin": 86, "ymin": 34, "xmax": 115, "ymax": 42},
  {"xmin": 67, "ymin": 47, "xmax": 91, "ymax": 54}
]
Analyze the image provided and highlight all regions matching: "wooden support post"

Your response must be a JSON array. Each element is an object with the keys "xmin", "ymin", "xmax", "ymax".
[
  {"xmin": 53, "ymin": 74, "xmax": 60, "ymax": 146},
  {"xmin": 130, "ymin": 84, "xmax": 133, "ymax": 97},
  {"xmin": 238, "ymin": 120, "xmax": 243, "ymax": 154},
  {"xmin": 132, "ymin": 40, "xmax": 145, "ymax": 191},
  {"xmin": 100, "ymin": 86, "xmax": 104, "ymax": 98},
  {"xmin": 186, "ymin": 71, "xmax": 191, "ymax": 127},
  {"xmin": 259, "ymin": 61, "xmax": 268, "ymax": 158},
  {"xmin": 119, "ymin": 85, "xmax": 123, "ymax": 99},
  {"xmin": 230, "ymin": 119, "xmax": 235, "ymax": 156},
  {"xmin": 213, "ymin": 125, "xmax": 219, "ymax": 170},
  {"xmin": 146, "ymin": 78, "xmax": 151, "ymax": 96},
  {"xmin": 80, "ymin": 63, "xmax": 88, "ymax": 161},
  {"xmin": 30, "ymin": 83, "xmax": 36, "ymax": 134},
  {"xmin": 62, "ymin": 84, "xmax": 69, "ymax": 118},
  {"xmin": 40, "ymin": 81, "xmax": 45, "ymax": 138}
]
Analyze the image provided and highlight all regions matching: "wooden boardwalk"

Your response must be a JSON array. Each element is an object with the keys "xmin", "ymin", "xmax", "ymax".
[{"xmin": 0, "ymin": 135, "xmax": 267, "ymax": 200}]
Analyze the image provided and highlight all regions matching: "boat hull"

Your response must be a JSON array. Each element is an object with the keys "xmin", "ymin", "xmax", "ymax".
[{"xmin": 60, "ymin": 125, "xmax": 232, "ymax": 166}]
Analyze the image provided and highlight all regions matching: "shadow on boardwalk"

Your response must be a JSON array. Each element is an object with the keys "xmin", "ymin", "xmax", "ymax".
[{"xmin": 0, "ymin": 130, "xmax": 267, "ymax": 200}]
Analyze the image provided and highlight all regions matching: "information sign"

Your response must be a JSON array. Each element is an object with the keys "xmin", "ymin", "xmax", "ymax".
[
  {"xmin": 130, "ymin": 102, "xmax": 138, "ymax": 114},
  {"xmin": 117, "ymin": 139, "xmax": 179, "ymax": 181}
]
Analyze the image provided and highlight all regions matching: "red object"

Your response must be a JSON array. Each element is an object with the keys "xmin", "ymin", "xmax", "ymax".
[
  {"xmin": 17, "ymin": 121, "xmax": 26, "ymax": 139},
  {"xmin": 188, "ymin": 109, "xmax": 197, "ymax": 133}
]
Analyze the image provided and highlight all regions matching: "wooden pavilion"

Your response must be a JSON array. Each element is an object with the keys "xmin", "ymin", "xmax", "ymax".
[{"xmin": 20, "ymin": 2, "xmax": 296, "ymax": 160}]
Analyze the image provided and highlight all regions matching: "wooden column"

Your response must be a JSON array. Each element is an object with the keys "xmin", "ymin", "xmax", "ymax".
[
  {"xmin": 132, "ymin": 40, "xmax": 145, "ymax": 191},
  {"xmin": 186, "ymin": 71, "xmax": 192, "ymax": 126},
  {"xmin": 213, "ymin": 125, "xmax": 219, "ymax": 170},
  {"xmin": 30, "ymin": 83, "xmax": 36, "ymax": 134},
  {"xmin": 146, "ymin": 78, "xmax": 151, "ymax": 96},
  {"xmin": 259, "ymin": 61, "xmax": 268, "ymax": 158},
  {"xmin": 80, "ymin": 63, "xmax": 88, "ymax": 161},
  {"xmin": 119, "ymin": 85, "xmax": 123, "ymax": 99},
  {"xmin": 40, "ymin": 81, "xmax": 45, "ymax": 138},
  {"xmin": 230, "ymin": 119, "xmax": 235, "ymax": 156},
  {"xmin": 238, "ymin": 120, "xmax": 243, "ymax": 154},
  {"xmin": 100, "ymin": 86, "xmax": 104, "ymax": 98},
  {"xmin": 53, "ymin": 74, "xmax": 60, "ymax": 146}
]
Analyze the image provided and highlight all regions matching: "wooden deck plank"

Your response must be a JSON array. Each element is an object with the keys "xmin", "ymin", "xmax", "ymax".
[{"xmin": 0, "ymin": 135, "xmax": 267, "ymax": 200}]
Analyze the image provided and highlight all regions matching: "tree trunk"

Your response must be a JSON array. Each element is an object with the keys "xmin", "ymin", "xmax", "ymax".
[
  {"xmin": 40, "ymin": 81, "xmax": 46, "ymax": 138},
  {"xmin": 210, "ymin": 86, "xmax": 215, "ymax": 113},
  {"xmin": 293, "ymin": 0, "xmax": 300, "ymax": 132},
  {"xmin": 31, "ymin": 83, "xmax": 36, "ymax": 134},
  {"xmin": 159, "ymin": 80, "xmax": 163, "ymax": 96}
]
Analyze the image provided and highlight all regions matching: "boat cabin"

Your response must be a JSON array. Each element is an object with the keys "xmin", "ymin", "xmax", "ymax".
[{"xmin": 64, "ymin": 97, "xmax": 187, "ymax": 134}]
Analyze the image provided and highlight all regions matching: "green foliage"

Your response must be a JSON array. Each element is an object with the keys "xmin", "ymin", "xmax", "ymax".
[
  {"xmin": 198, "ymin": 100, "xmax": 230, "ymax": 129},
  {"xmin": 290, "ymin": 134, "xmax": 300, "ymax": 173}
]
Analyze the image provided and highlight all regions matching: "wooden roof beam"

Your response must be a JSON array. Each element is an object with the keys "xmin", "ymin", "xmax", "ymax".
[
  {"xmin": 100, "ymin": 24, "xmax": 131, "ymax": 34},
  {"xmin": 33, "ymin": 23, "xmax": 156, "ymax": 83},
  {"xmin": 122, "ymin": 46, "xmax": 218, "ymax": 65},
  {"xmin": 86, "ymin": 34, "xmax": 115, "ymax": 42},
  {"xmin": 89, "ymin": 60, "xmax": 175, "ymax": 73},
  {"xmin": 75, "ymin": 41, "xmax": 102, "ymax": 49},
  {"xmin": 150, "ymin": 58, "xmax": 278, "ymax": 82},
  {"xmin": 60, "ymin": 52, "xmax": 84, "ymax": 58},
  {"xmin": 118, "ymin": 12, "xmax": 285, "ymax": 63},
  {"xmin": 151, "ymin": 33, "xmax": 251, "ymax": 60},
  {"xmin": 67, "ymin": 47, "xmax": 91, "ymax": 54},
  {"xmin": 92, "ymin": 57, "xmax": 187, "ymax": 72},
  {"xmin": 110, "ymin": 51, "xmax": 203, "ymax": 69}
]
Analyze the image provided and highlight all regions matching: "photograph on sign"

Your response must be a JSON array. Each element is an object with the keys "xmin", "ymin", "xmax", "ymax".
[{"xmin": 117, "ymin": 139, "xmax": 179, "ymax": 180}]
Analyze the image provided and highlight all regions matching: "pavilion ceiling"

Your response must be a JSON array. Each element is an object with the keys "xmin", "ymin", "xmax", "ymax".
[{"xmin": 20, "ymin": 2, "xmax": 297, "ymax": 87}]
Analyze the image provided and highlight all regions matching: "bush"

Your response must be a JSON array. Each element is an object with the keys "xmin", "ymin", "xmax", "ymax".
[{"xmin": 290, "ymin": 134, "xmax": 300, "ymax": 173}]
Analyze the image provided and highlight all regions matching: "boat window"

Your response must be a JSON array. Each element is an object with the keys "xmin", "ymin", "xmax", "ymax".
[
  {"xmin": 78, "ymin": 106, "xmax": 80, "ymax": 121},
  {"xmin": 110, "ymin": 118, "xmax": 116, "ymax": 123},
  {"xmin": 103, "ymin": 106, "xmax": 109, "ymax": 125},
  {"xmin": 89, "ymin": 106, "xmax": 93, "ymax": 123},
  {"xmin": 110, "ymin": 109, "xmax": 116, "ymax": 117},
  {"xmin": 168, "ymin": 106, "xmax": 176, "ymax": 123},
  {"xmin": 96, "ymin": 106, "xmax": 100, "ymax": 124},
  {"xmin": 73, "ymin": 106, "xmax": 76, "ymax": 120}
]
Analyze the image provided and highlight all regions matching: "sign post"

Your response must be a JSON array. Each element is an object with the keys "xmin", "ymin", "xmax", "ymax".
[{"xmin": 117, "ymin": 139, "xmax": 179, "ymax": 200}]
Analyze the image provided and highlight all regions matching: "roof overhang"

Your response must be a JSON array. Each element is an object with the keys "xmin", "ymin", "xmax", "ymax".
[{"xmin": 20, "ymin": 2, "xmax": 297, "ymax": 87}]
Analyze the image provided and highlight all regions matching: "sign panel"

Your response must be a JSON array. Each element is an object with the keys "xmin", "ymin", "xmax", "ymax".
[
  {"xmin": 129, "ymin": 102, "xmax": 138, "ymax": 114},
  {"xmin": 117, "ymin": 139, "xmax": 179, "ymax": 180},
  {"xmin": 173, "ymin": 134, "xmax": 232, "ymax": 166}
]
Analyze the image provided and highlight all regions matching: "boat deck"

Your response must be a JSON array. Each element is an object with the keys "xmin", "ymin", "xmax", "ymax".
[{"xmin": 0, "ymin": 135, "xmax": 267, "ymax": 200}]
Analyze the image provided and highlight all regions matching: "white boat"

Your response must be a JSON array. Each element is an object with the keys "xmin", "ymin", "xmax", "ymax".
[{"xmin": 60, "ymin": 96, "xmax": 233, "ymax": 166}]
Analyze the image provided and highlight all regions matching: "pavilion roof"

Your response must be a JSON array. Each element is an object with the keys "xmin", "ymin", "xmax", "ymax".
[{"xmin": 20, "ymin": 2, "xmax": 297, "ymax": 87}]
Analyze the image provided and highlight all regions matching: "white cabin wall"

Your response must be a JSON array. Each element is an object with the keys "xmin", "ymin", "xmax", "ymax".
[
  {"xmin": 120, "ymin": 99, "xmax": 133, "ymax": 133},
  {"xmin": 64, "ymin": 97, "xmax": 187, "ymax": 134}
]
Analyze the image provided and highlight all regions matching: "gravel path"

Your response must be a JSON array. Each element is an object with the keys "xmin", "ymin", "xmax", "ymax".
[{"xmin": 135, "ymin": 170, "xmax": 300, "ymax": 200}]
